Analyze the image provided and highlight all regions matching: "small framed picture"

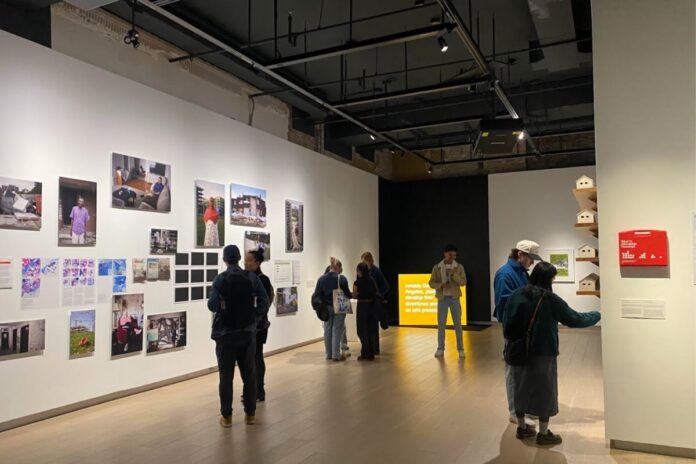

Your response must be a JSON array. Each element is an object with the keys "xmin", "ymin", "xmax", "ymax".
[{"xmin": 545, "ymin": 248, "xmax": 575, "ymax": 283}]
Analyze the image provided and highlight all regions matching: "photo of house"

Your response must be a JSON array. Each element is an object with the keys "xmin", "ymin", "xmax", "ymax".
[
  {"xmin": 230, "ymin": 183, "xmax": 267, "ymax": 227},
  {"xmin": 0, "ymin": 319, "xmax": 45, "ymax": 358},
  {"xmin": 58, "ymin": 177, "xmax": 97, "ymax": 247},
  {"xmin": 0, "ymin": 176, "xmax": 42, "ymax": 231},
  {"xmin": 146, "ymin": 311, "xmax": 186, "ymax": 353},
  {"xmin": 112, "ymin": 153, "xmax": 171, "ymax": 212}
]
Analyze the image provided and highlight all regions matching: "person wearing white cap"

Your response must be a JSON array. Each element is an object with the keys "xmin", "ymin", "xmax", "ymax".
[{"xmin": 493, "ymin": 239, "xmax": 542, "ymax": 426}]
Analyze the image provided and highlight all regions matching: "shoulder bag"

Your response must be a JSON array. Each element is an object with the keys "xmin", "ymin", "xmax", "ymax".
[{"xmin": 504, "ymin": 292, "xmax": 546, "ymax": 366}]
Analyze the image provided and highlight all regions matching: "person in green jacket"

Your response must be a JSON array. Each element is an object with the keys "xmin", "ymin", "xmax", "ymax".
[{"xmin": 503, "ymin": 261, "xmax": 600, "ymax": 446}]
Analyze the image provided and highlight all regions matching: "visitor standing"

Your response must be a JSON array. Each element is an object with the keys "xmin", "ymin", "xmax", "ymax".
[
  {"xmin": 503, "ymin": 261, "xmax": 600, "ymax": 445},
  {"xmin": 361, "ymin": 252, "xmax": 389, "ymax": 355},
  {"xmin": 493, "ymin": 240, "xmax": 541, "ymax": 424},
  {"xmin": 244, "ymin": 248, "xmax": 274, "ymax": 402},
  {"xmin": 208, "ymin": 245, "xmax": 269, "ymax": 427},
  {"xmin": 314, "ymin": 258, "xmax": 352, "ymax": 361},
  {"xmin": 353, "ymin": 262, "xmax": 379, "ymax": 360},
  {"xmin": 428, "ymin": 244, "xmax": 467, "ymax": 358}
]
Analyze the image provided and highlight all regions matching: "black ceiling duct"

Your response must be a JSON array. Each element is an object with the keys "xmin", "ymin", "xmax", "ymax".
[{"xmin": 473, "ymin": 119, "xmax": 525, "ymax": 155}]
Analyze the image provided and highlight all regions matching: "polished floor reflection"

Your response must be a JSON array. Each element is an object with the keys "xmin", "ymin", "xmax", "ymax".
[{"xmin": 0, "ymin": 326, "xmax": 686, "ymax": 463}]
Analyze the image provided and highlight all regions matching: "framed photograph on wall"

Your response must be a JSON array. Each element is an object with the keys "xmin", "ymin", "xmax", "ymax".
[
  {"xmin": 195, "ymin": 180, "xmax": 225, "ymax": 248},
  {"xmin": 58, "ymin": 177, "xmax": 97, "ymax": 247},
  {"xmin": 545, "ymin": 248, "xmax": 575, "ymax": 283},
  {"xmin": 0, "ymin": 176, "xmax": 42, "ymax": 231},
  {"xmin": 111, "ymin": 153, "xmax": 171, "ymax": 213},
  {"xmin": 285, "ymin": 199, "xmax": 303, "ymax": 252},
  {"xmin": 230, "ymin": 183, "xmax": 266, "ymax": 227}
]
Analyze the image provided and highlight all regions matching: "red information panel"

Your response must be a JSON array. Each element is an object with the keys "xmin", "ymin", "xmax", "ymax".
[{"xmin": 618, "ymin": 230, "xmax": 669, "ymax": 266}]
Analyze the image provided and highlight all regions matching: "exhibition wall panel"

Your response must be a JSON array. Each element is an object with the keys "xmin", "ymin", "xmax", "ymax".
[
  {"xmin": 0, "ymin": 31, "xmax": 378, "ymax": 424},
  {"xmin": 488, "ymin": 166, "xmax": 599, "ymax": 316},
  {"xmin": 379, "ymin": 176, "xmax": 491, "ymax": 324},
  {"xmin": 593, "ymin": 0, "xmax": 696, "ymax": 453}
]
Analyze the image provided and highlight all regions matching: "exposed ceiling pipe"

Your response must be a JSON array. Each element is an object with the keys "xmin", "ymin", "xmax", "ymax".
[
  {"xmin": 434, "ymin": 0, "xmax": 538, "ymax": 152},
  {"xmin": 135, "ymin": 0, "xmax": 432, "ymax": 163},
  {"xmin": 436, "ymin": 147, "xmax": 595, "ymax": 165},
  {"xmin": 265, "ymin": 24, "xmax": 455, "ymax": 70},
  {"xmin": 333, "ymin": 77, "xmax": 489, "ymax": 108}
]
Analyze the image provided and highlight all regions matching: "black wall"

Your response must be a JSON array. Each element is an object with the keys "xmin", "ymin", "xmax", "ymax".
[
  {"xmin": 379, "ymin": 176, "xmax": 491, "ymax": 324},
  {"xmin": 0, "ymin": 3, "xmax": 51, "ymax": 48}
]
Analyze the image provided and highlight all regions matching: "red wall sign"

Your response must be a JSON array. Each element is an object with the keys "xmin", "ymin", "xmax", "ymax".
[{"xmin": 618, "ymin": 230, "xmax": 669, "ymax": 266}]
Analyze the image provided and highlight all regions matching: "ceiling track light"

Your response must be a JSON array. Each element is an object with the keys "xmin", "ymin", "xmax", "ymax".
[
  {"xmin": 369, "ymin": 134, "xmax": 376, "ymax": 141},
  {"xmin": 437, "ymin": 36, "xmax": 448, "ymax": 53},
  {"xmin": 517, "ymin": 131, "xmax": 526, "ymax": 141},
  {"xmin": 427, "ymin": 164, "xmax": 433, "ymax": 174},
  {"xmin": 123, "ymin": 1, "xmax": 140, "ymax": 49}
]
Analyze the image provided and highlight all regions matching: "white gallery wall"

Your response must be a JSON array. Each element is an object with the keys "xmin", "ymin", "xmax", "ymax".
[
  {"xmin": 0, "ymin": 31, "xmax": 378, "ymax": 424},
  {"xmin": 593, "ymin": 0, "xmax": 696, "ymax": 453},
  {"xmin": 489, "ymin": 166, "xmax": 599, "ymax": 316}
]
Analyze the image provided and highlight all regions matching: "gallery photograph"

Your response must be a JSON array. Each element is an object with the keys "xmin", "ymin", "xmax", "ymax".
[{"xmin": 0, "ymin": 1, "xmax": 695, "ymax": 464}]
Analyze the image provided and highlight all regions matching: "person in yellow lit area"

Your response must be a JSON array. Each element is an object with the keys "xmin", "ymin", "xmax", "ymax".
[{"xmin": 428, "ymin": 244, "xmax": 467, "ymax": 358}]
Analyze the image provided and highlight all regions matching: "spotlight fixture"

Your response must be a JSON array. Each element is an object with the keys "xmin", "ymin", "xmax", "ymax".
[
  {"xmin": 427, "ymin": 164, "xmax": 433, "ymax": 174},
  {"xmin": 390, "ymin": 148, "xmax": 396, "ymax": 155},
  {"xmin": 437, "ymin": 36, "xmax": 448, "ymax": 53},
  {"xmin": 123, "ymin": 28, "xmax": 140, "ymax": 49},
  {"xmin": 123, "ymin": 1, "xmax": 140, "ymax": 49},
  {"xmin": 369, "ymin": 134, "xmax": 376, "ymax": 141},
  {"xmin": 517, "ymin": 131, "xmax": 525, "ymax": 141}
]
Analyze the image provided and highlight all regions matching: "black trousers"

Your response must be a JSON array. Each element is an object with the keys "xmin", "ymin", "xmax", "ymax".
[
  {"xmin": 255, "ymin": 330, "xmax": 267, "ymax": 400},
  {"xmin": 357, "ymin": 302, "xmax": 378, "ymax": 359},
  {"xmin": 215, "ymin": 332, "xmax": 256, "ymax": 417},
  {"xmin": 373, "ymin": 319, "xmax": 380, "ymax": 354}
]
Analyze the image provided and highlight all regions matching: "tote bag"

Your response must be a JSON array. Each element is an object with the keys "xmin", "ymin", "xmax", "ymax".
[{"xmin": 332, "ymin": 275, "xmax": 353, "ymax": 314}]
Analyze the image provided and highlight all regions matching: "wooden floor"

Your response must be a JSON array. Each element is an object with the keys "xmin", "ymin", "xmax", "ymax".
[{"xmin": 0, "ymin": 326, "xmax": 687, "ymax": 464}]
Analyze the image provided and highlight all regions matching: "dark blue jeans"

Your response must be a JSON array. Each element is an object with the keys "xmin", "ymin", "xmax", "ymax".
[{"xmin": 215, "ymin": 331, "xmax": 257, "ymax": 417}]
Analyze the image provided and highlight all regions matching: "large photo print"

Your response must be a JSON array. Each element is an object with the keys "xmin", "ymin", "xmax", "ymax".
[
  {"xmin": 195, "ymin": 180, "xmax": 225, "ymax": 247},
  {"xmin": 146, "ymin": 311, "xmax": 187, "ymax": 353},
  {"xmin": 0, "ymin": 319, "xmax": 45, "ymax": 358},
  {"xmin": 230, "ymin": 183, "xmax": 267, "ymax": 227},
  {"xmin": 0, "ymin": 177, "xmax": 42, "ymax": 231},
  {"xmin": 285, "ymin": 200, "xmax": 304, "ymax": 252},
  {"xmin": 58, "ymin": 177, "xmax": 97, "ymax": 246},
  {"xmin": 111, "ymin": 293, "xmax": 144, "ymax": 357},
  {"xmin": 112, "ymin": 153, "xmax": 171, "ymax": 212}
]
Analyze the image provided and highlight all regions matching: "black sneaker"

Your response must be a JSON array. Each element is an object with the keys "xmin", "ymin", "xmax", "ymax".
[
  {"xmin": 516, "ymin": 424, "xmax": 536, "ymax": 439},
  {"xmin": 536, "ymin": 430, "xmax": 562, "ymax": 445}
]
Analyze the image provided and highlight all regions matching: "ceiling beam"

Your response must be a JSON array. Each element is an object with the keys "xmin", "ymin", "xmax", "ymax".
[
  {"xmin": 332, "ymin": 77, "xmax": 489, "ymax": 108},
  {"xmin": 264, "ymin": 24, "xmax": 455, "ymax": 70},
  {"xmin": 135, "ymin": 0, "xmax": 432, "ymax": 163}
]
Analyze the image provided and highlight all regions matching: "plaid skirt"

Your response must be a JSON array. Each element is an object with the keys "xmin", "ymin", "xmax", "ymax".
[{"xmin": 512, "ymin": 355, "xmax": 559, "ymax": 418}]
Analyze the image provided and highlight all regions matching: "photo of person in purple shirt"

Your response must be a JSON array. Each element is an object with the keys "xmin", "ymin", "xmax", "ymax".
[{"xmin": 70, "ymin": 196, "xmax": 90, "ymax": 245}]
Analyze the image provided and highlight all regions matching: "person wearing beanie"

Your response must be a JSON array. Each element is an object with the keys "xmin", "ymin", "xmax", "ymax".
[{"xmin": 208, "ymin": 244, "xmax": 269, "ymax": 428}]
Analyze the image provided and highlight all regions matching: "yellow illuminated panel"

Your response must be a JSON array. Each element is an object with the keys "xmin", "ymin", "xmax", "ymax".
[{"xmin": 398, "ymin": 274, "xmax": 467, "ymax": 326}]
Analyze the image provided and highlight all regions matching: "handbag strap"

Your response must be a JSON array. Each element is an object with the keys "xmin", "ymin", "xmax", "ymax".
[{"xmin": 525, "ymin": 291, "xmax": 546, "ymax": 354}]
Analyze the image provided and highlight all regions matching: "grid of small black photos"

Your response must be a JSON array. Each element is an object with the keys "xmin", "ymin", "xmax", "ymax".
[{"xmin": 174, "ymin": 251, "xmax": 220, "ymax": 303}]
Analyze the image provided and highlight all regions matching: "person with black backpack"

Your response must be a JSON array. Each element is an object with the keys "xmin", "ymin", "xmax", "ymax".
[{"xmin": 208, "ymin": 245, "xmax": 269, "ymax": 428}]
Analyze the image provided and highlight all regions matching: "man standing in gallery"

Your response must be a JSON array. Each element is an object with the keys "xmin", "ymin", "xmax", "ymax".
[
  {"xmin": 429, "ymin": 244, "xmax": 467, "ymax": 358},
  {"xmin": 69, "ymin": 196, "xmax": 90, "ymax": 245},
  {"xmin": 493, "ymin": 239, "xmax": 542, "ymax": 425},
  {"xmin": 208, "ymin": 245, "xmax": 269, "ymax": 428}
]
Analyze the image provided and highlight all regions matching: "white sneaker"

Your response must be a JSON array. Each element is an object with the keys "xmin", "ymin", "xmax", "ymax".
[
  {"xmin": 458, "ymin": 350, "xmax": 465, "ymax": 358},
  {"xmin": 434, "ymin": 349, "xmax": 444, "ymax": 357}
]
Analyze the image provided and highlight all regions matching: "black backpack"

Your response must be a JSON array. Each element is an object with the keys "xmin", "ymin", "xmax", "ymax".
[{"xmin": 217, "ymin": 269, "xmax": 255, "ymax": 330}]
